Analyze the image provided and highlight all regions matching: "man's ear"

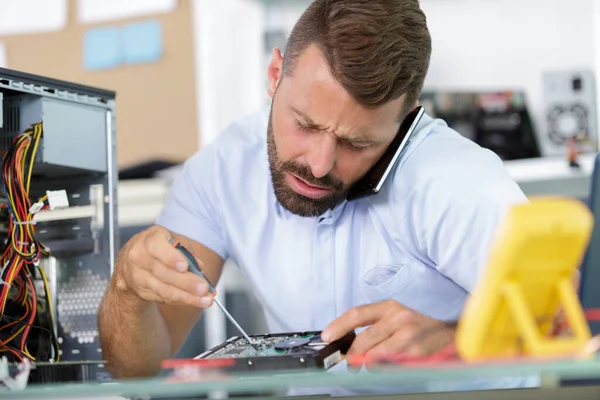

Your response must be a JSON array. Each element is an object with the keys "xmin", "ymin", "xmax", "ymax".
[{"xmin": 267, "ymin": 48, "xmax": 284, "ymax": 98}]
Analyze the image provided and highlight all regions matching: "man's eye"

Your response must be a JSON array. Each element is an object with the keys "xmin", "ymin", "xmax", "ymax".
[
  {"xmin": 296, "ymin": 121, "xmax": 312, "ymax": 132},
  {"xmin": 345, "ymin": 142, "xmax": 369, "ymax": 151}
]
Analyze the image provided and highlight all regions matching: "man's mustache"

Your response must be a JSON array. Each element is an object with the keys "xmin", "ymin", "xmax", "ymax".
[{"xmin": 279, "ymin": 161, "xmax": 344, "ymax": 190}]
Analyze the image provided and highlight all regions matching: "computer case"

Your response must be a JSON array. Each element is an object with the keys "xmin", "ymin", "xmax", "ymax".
[{"xmin": 0, "ymin": 67, "xmax": 118, "ymax": 376}]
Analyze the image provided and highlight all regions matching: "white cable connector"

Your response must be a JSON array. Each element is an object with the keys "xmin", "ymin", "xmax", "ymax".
[
  {"xmin": 28, "ymin": 202, "xmax": 44, "ymax": 215},
  {"xmin": 46, "ymin": 190, "xmax": 69, "ymax": 210}
]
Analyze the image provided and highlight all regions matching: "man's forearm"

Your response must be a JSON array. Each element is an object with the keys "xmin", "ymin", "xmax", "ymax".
[{"xmin": 98, "ymin": 282, "xmax": 171, "ymax": 378}]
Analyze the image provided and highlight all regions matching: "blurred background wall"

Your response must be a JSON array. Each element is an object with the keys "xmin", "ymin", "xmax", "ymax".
[{"xmin": 2, "ymin": 0, "xmax": 597, "ymax": 166}]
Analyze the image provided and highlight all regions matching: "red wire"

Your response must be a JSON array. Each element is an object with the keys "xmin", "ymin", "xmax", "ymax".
[
  {"xmin": 0, "ymin": 297, "xmax": 28, "ymax": 333},
  {"xmin": 349, "ymin": 309, "xmax": 600, "ymax": 368},
  {"xmin": 161, "ymin": 358, "xmax": 237, "ymax": 369},
  {"xmin": 0, "ymin": 132, "xmax": 44, "ymax": 361},
  {"xmin": 585, "ymin": 309, "xmax": 600, "ymax": 321},
  {"xmin": 19, "ymin": 273, "xmax": 36, "ymax": 352},
  {"xmin": 347, "ymin": 343, "xmax": 458, "ymax": 367}
]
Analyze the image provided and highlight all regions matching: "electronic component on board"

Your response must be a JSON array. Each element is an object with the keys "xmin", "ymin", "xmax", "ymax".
[{"xmin": 194, "ymin": 331, "xmax": 355, "ymax": 372}]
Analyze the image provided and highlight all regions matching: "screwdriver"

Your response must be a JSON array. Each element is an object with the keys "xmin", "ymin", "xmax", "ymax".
[{"xmin": 168, "ymin": 238, "xmax": 258, "ymax": 348}]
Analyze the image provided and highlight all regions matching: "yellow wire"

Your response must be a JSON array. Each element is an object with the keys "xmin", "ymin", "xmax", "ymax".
[
  {"xmin": 0, "ymin": 262, "xmax": 18, "ymax": 315},
  {"xmin": 25, "ymin": 193, "xmax": 49, "ymax": 254},
  {"xmin": 37, "ymin": 265, "xmax": 59, "ymax": 361},
  {"xmin": 7, "ymin": 134, "xmax": 29, "ymax": 258},
  {"xmin": 2, "ymin": 284, "xmax": 31, "ymax": 354},
  {"xmin": 1, "ymin": 124, "xmax": 55, "ymax": 361},
  {"xmin": 21, "ymin": 130, "xmax": 36, "ymax": 257},
  {"xmin": 26, "ymin": 125, "xmax": 42, "ymax": 193},
  {"xmin": 20, "ymin": 280, "xmax": 27, "ymax": 306},
  {"xmin": 25, "ymin": 126, "xmax": 46, "ymax": 256},
  {"xmin": 3, "ymin": 326, "xmax": 26, "ymax": 347},
  {"xmin": 8, "ymin": 127, "xmax": 43, "ymax": 259},
  {"xmin": 21, "ymin": 349, "xmax": 34, "ymax": 360}
]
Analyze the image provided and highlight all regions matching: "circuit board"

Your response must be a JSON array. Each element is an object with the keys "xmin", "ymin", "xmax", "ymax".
[{"xmin": 195, "ymin": 331, "xmax": 355, "ymax": 372}]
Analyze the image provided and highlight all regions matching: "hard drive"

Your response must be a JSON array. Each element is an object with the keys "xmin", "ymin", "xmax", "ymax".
[{"xmin": 193, "ymin": 330, "xmax": 355, "ymax": 372}]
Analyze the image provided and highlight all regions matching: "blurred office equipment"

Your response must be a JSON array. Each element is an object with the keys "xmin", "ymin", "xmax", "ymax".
[
  {"xmin": 0, "ymin": 67, "xmax": 117, "ymax": 381},
  {"xmin": 542, "ymin": 69, "xmax": 598, "ymax": 156},
  {"xmin": 420, "ymin": 91, "xmax": 541, "ymax": 161}
]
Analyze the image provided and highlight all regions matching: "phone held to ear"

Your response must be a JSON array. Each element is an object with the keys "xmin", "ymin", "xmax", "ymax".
[{"xmin": 346, "ymin": 106, "xmax": 425, "ymax": 201}]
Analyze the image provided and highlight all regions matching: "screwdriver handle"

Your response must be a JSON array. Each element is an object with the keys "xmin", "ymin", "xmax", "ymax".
[{"xmin": 168, "ymin": 237, "xmax": 216, "ymax": 295}]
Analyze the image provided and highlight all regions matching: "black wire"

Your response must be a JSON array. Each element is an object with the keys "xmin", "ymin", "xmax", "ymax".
[
  {"xmin": 1, "ymin": 313, "xmax": 55, "ymax": 361},
  {"xmin": 0, "ymin": 125, "xmax": 57, "ymax": 362},
  {"xmin": 1, "ymin": 314, "xmax": 53, "ymax": 338},
  {"xmin": 35, "ymin": 266, "xmax": 59, "ymax": 362}
]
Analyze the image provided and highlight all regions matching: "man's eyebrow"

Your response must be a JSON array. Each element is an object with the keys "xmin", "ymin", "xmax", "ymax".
[
  {"xmin": 291, "ymin": 107, "xmax": 378, "ymax": 145},
  {"xmin": 290, "ymin": 107, "xmax": 325, "ymax": 129},
  {"xmin": 336, "ymin": 135, "xmax": 378, "ymax": 145}
]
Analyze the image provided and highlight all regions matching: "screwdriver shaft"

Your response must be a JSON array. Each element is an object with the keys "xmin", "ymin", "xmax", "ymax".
[
  {"xmin": 213, "ymin": 297, "xmax": 255, "ymax": 346},
  {"xmin": 167, "ymin": 239, "xmax": 256, "ymax": 347}
]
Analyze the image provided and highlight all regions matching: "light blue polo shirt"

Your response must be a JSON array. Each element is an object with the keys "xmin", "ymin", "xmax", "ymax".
[{"xmin": 156, "ymin": 107, "xmax": 527, "ymax": 333}]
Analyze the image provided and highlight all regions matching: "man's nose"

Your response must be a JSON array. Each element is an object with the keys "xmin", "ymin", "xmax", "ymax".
[{"xmin": 307, "ymin": 134, "xmax": 337, "ymax": 179}]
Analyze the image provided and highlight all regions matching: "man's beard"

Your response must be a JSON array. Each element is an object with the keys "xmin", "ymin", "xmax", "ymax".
[{"xmin": 267, "ymin": 111, "xmax": 349, "ymax": 218}]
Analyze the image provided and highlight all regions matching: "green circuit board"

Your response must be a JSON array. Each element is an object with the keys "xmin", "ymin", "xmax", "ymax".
[{"xmin": 203, "ymin": 333, "xmax": 323, "ymax": 359}]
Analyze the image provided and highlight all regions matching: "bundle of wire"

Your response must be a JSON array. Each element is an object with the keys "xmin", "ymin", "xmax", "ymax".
[{"xmin": 0, "ymin": 122, "xmax": 59, "ymax": 363}]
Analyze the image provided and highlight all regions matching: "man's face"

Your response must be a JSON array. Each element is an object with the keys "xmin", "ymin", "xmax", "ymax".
[{"xmin": 266, "ymin": 45, "xmax": 407, "ymax": 217}]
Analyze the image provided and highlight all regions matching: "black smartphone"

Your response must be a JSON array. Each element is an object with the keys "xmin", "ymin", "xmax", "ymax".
[{"xmin": 346, "ymin": 106, "xmax": 425, "ymax": 201}]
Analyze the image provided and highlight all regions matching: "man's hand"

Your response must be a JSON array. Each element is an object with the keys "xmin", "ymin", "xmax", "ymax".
[
  {"xmin": 115, "ymin": 225, "xmax": 215, "ymax": 309},
  {"xmin": 321, "ymin": 300, "xmax": 455, "ymax": 366}
]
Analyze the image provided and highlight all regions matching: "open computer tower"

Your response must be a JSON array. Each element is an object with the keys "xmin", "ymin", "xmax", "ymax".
[{"xmin": 0, "ymin": 68, "xmax": 118, "ymax": 382}]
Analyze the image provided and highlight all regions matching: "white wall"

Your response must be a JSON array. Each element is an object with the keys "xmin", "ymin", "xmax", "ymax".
[
  {"xmin": 192, "ymin": 0, "xmax": 265, "ymax": 147},
  {"xmin": 421, "ymin": 0, "xmax": 596, "ymax": 145},
  {"xmin": 191, "ymin": 0, "xmax": 267, "ymax": 348},
  {"xmin": 226, "ymin": 0, "xmax": 597, "ymax": 153}
]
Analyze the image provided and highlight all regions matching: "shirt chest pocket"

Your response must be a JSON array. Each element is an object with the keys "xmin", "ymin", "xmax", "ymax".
[
  {"xmin": 360, "ymin": 263, "xmax": 414, "ymax": 302},
  {"xmin": 357, "ymin": 237, "xmax": 414, "ymax": 302},
  {"xmin": 359, "ymin": 260, "xmax": 469, "ymax": 321}
]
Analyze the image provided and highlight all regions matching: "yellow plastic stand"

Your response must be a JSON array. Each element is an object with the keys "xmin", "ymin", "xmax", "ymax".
[{"xmin": 456, "ymin": 197, "xmax": 594, "ymax": 361}]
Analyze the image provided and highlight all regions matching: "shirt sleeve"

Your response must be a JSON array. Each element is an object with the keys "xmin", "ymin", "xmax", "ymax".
[
  {"xmin": 155, "ymin": 146, "xmax": 229, "ymax": 261},
  {"xmin": 402, "ymin": 138, "xmax": 528, "ymax": 293},
  {"xmin": 422, "ymin": 177, "xmax": 528, "ymax": 292}
]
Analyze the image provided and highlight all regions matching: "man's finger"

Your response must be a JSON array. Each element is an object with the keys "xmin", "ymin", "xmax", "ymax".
[
  {"xmin": 146, "ymin": 274, "xmax": 213, "ymax": 309},
  {"xmin": 148, "ymin": 259, "xmax": 210, "ymax": 297},
  {"xmin": 322, "ymin": 302, "xmax": 400, "ymax": 342},
  {"xmin": 346, "ymin": 321, "xmax": 394, "ymax": 358},
  {"xmin": 365, "ymin": 329, "xmax": 415, "ymax": 359},
  {"xmin": 146, "ymin": 231, "xmax": 204, "ymax": 273}
]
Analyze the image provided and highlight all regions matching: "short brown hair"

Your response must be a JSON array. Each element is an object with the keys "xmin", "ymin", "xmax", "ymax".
[{"xmin": 283, "ymin": 0, "xmax": 432, "ymax": 119}]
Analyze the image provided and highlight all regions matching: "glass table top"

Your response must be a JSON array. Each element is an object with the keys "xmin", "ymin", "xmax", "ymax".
[{"xmin": 4, "ymin": 355, "xmax": 600, "ymax": 399}]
